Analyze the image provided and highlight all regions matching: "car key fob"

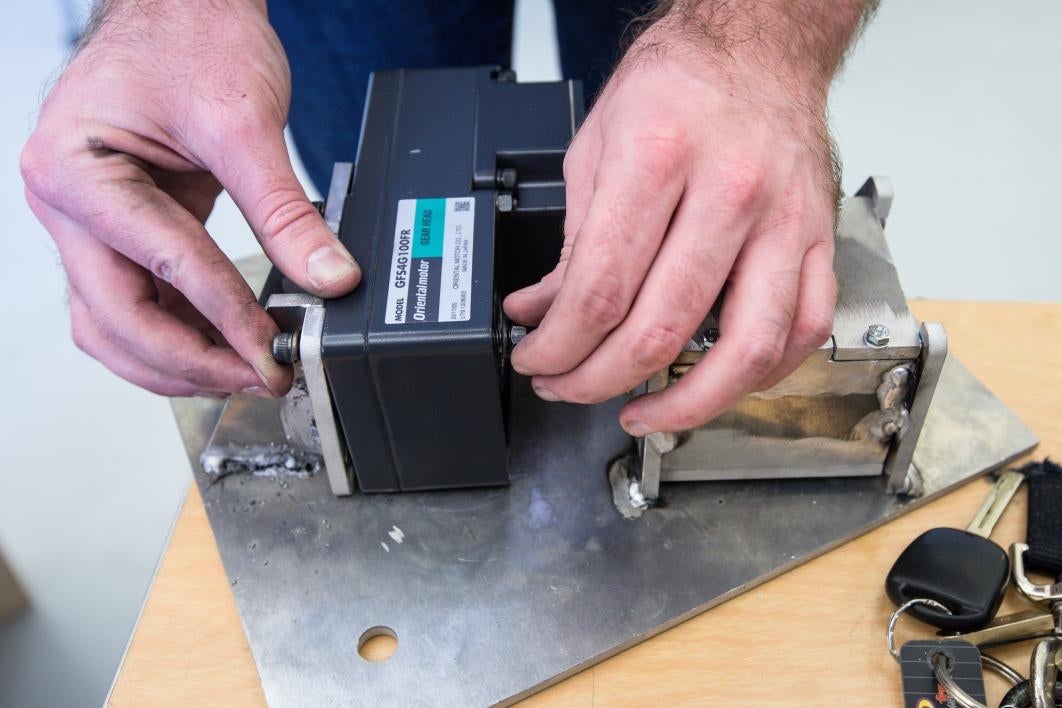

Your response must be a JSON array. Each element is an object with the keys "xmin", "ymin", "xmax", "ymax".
[{"xmin": 885, "ymin": 527, "xmax": 1010, "ymax": 631}]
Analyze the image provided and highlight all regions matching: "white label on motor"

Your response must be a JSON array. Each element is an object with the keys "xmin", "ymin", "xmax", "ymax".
[{"xmin": 385, "ymin": 197, "xmax": 475, "ymax": 325}]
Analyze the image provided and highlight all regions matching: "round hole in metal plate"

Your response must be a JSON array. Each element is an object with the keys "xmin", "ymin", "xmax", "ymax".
[{"xmin": 358, "ymin": 626, "xmax": 398, "ymax": 662}]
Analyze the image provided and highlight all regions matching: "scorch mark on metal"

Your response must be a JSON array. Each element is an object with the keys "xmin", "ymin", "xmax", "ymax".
[{"xmin": 200, "ymin": 443, "xmax": 320, "ymax": 484}]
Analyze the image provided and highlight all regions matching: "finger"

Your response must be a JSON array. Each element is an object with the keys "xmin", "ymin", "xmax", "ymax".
[
  {"xmin": 154, "ymin": 277, "xmax": 229, "ymax": 346},
  {"xmin": 149, "ymin": 167, "xmax": 223, "ymax": 224},
  {"xmin": 529, "ymin": 189, "xmax": 754, "ymax": 403},
  {"xmin": 560, "ymin": 119, "xmax": 600, "ymax": 241},
  {"xmin": 27, "ymin": 154, "xmax": 293, "ymax": 394},
  {"xmin": 204, "ymin": 115, "xmax": 360, "ymax": 297},
  {"xmin": 66, "ymin": 238, "xmax": 266, "ymax": 393},
  {"xmin": 619, "ymin": 230, "xmax": 803, "ymax": 434},
  {"xmin": 69, "ymin": 291, "xmax": 228, "ymax": 398},
  {"xmin": 756, "ymin": 238, "xmax": 836, "ymax": 392},
  {"xmin": 28, "ymin": 190, "xmax": 269, "ymax": 393},
  {"xmin": 509, "ymin": 136, "xmax": 686, "ymax": 377},
  {"xmin": 503, "ymin": 259, "xmax": 568, "ymax": 326},
  {"xmin": 503, "ymin": 123, "xmax": 599, "ymax": 325}
]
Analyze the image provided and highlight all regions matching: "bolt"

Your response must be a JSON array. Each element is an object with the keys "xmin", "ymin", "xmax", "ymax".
[
  {"xmin": 496, "ymin": 168, "xmax": 517, "ymax": 190},
  {"xmin": 628, "ymin": 480, "xmax": 648, "ymax": 510},
  {"xmin": 864, "ymin": 324, "xmax": 890, "ymax": 348},
  {"xmin": 272, "ymin": 331, "xmax": 301, "ymax": 364},
  {"xmin": 898, "ymin": 464, "xmax": 923, "ymax": 497},
  {"xmin": 496, "ymin": 193, "xmax": 514, "ymax": 213},
  {"xmin": 509, "ymin": 325, "xmax": 528, "ymax": 346},
  {"xmin": 700, "ymin": 327, "xmax": 720, "ymax": 349}
]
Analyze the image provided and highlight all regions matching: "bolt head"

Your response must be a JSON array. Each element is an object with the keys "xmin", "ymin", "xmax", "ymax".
[
  {"xmin": 497, "ymin": 168, "xmax": 517, "ymax": 190},
  {"xmin": 864, "ymin": 324, "xmax": 890, "ymax": 348},
  {"xmin": 496, "ymin": 194, "xmax": 514, "ymax": 213},
  {"xmin": 272, "ymin": 332, "xmax": 300, "ymax": 364},
  {"xmin": 699, "ymin": 327, "xmax": 720, "ymax": 349},
  {"xmin": 509, "ymin": 325, "xmax": 527, "ymax": 346}
]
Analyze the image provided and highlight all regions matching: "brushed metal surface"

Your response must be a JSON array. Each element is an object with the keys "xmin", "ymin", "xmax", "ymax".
[
  {"xmin": 648, "ymin": 187, "xmax": 930, "ymax": 487},
  {"xmin": 171, "ymin": 353, "xmax": 1036, "ymax": 707}
]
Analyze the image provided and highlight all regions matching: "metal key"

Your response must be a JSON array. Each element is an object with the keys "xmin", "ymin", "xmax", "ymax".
[
  {"xmin": 953, "ymin": 609, "xmax": 1057, "ymax": 649},
  {"xmin": 886, "ymin": 470, "xmax": 1025, "ymax": 631}
]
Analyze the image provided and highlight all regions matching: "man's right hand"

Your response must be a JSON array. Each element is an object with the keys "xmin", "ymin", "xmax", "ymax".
[{"xmin": 20, "ymin": 0, "xmax": 359, "ymax": 397}]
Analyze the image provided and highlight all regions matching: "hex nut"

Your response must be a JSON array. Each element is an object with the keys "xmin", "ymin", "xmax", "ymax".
[{"xmin": 864, "ymin": 324, "xmax": 890, "ymax": 348}]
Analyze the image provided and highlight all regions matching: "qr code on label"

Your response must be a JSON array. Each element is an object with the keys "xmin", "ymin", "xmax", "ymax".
[{"xmin": 454, "ymin": 200, "xmax": 471, "ymax": 212}]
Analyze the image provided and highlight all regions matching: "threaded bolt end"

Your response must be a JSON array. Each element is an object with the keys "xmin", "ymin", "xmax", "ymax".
[{"xmin": 272, "ymin": 331, "xmax": 301, "ymax": 364}]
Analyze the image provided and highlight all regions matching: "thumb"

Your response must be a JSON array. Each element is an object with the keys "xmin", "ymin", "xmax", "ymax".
[{"xmin": 208, "ymin": 121, "xmax": 360, "ymax": 298}]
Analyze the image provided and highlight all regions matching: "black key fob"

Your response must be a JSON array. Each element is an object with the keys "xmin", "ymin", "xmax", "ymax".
[{"xmin": 885, "ymin": 527, "xmax": 1010, "ymax": 631}]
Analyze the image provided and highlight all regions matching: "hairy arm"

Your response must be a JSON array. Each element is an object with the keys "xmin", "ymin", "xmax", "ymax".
[{"xmin": 649, "ymin": 0, "xmax": 877, "ymax": 85}]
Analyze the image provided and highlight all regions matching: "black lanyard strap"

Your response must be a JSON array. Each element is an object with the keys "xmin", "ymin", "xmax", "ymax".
[{"xmin": 1022, "ymin": 459, "xmax": 1062, "ymax": 574}]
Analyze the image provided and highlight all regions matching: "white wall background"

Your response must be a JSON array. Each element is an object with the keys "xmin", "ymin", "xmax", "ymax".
[
  {"xmin": 0, "ymin": 1, "xmax": 1059, "ymax": 705},
  {"xmin": 831, "ymin": 4, "xmax": 1062, "ymax": 301}
]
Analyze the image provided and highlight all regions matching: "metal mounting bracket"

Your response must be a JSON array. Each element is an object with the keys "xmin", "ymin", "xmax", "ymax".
[
  {"xmin": 263, "ymin": 295, "xmax": 353, "ymax": 496},
  {"xmin": 885, "ymin": 322, "xmax": 948, "ymax": 495},
  {"xmin": 856, "ymin": 175, "xmax": 894, "ymax": 226}
]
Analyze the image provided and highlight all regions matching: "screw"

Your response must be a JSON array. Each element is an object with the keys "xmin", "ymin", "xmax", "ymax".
[
  {"xmin": 864, "ymin": 324, "xmax": 890, "ymax": 348},
  {"xmin": 496, "ymin": 193, "xmax": 514, "ymax": 213},
  {"xmin": 272, "ymin": 331, "xmax": 301, "ymax": 364},
  {"xmin": 509, "ymin": 325, "xmax": 528, "ymax": 346}
]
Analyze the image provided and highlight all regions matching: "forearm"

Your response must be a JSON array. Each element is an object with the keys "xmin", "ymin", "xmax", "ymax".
[
  {"xmin": 78, "ymin": 0, "xmax": 268, "ymax": 52},
  {"xmin": 642, "ymin": 0, "xmax": 878, "ymax": 96}
]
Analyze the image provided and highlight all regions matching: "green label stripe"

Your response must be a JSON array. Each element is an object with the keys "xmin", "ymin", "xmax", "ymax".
[{"xmin": 412, "ymin": 198, "xmax": 446, "ymax": 259}]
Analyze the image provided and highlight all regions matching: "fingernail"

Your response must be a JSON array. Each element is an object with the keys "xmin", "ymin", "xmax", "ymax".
[
  {"xmin": 533, "ymin": 383, "xmax": 560, "ymax": 402},
  {"xmin": 241, "ymin": 386, "xmax": 274, "ymax": 398},
  {"xmin": 623, "ymin": 420, "xmax": 653, "ymax": 436},
  {"xmin": 307, "ymin": 245, "xmax": 359, "ymax": 288}
]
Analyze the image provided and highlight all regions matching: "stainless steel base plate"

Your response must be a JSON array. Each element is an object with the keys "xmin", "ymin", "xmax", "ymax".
[{"xmin": 171, "ymin": 357, "xmax": 1036, "ymax": 707}]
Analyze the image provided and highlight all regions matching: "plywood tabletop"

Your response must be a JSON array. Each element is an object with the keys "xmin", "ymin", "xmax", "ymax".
[{"xmin": 109, "ymin": 301, "xmax": 1062, "ymax": 707}]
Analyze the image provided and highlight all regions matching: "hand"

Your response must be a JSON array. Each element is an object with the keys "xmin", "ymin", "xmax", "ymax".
[
  {"xmin": 20, "ymin": 0, "xmax": 360, "ymax": 397},
  {"xmin": 504, "ymin": 11, "xmax": 845, "ymax": 435}
]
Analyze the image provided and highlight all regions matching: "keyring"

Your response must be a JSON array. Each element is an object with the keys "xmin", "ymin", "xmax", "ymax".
[
  {"xmin": 931, "ymin": 651, "xmax": 986, "ymax": 708},
  {"xmin": 982, "ymin": 653, "xmax": 1024, "ymax": 687},
  {"xmin": 887, "ymin": 597, "xmax": 1024, "ymax": 689},
  {"xmin": 887, "ymin": 598, "xmax": 951, "ymax": 661}
]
